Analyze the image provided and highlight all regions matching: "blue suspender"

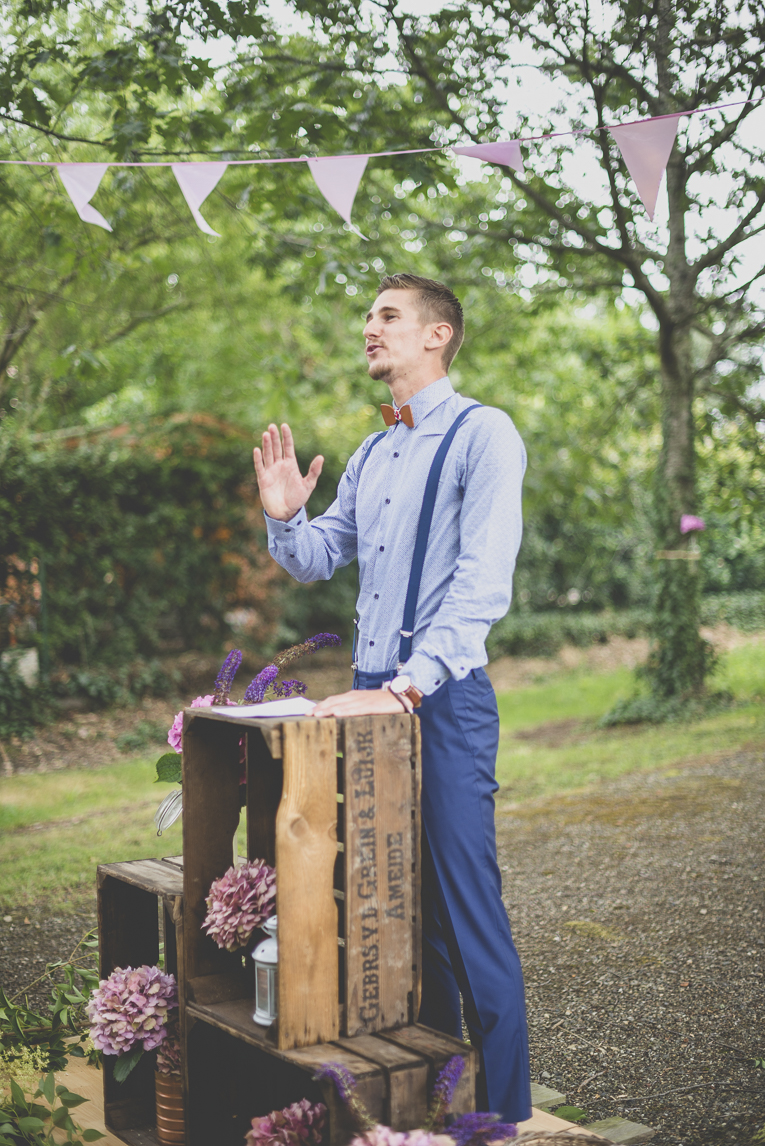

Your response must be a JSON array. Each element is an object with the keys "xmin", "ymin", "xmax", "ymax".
[{"xmin": 352, "ymin": 404, "xmax": 482, "ymax": 676}]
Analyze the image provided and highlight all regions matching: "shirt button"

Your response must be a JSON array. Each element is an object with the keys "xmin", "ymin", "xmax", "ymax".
[
  {"xmin": 374, "ymin": 593, "xmax": 379, "ymax": 600},
  {"xmin": 289, "ymin": 553, "xmax": 295, "ymax": 558},
  {"xmin": 393, "ymin": 452, "xmax": 399, "ymax": 458},
  {"xmin": 385, "ymin": 498, "xmax": 390, "ymax": 505},
  {"xmin": 379, "ymin": 545, "xmax": 384, "ymax": 552},
  {"xmin": 285, "ymin": 528, "xmax": 291, "ymax": 533},
  {"xmin": 435, "ymin": 680, "xmax": 440, "ymax": 685},
  {"xmin": 369, "ymin": 640, "xmax": 374, "ymax": 646}
]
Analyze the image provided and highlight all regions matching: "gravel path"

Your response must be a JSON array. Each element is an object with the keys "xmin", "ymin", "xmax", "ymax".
[{"xmin": 499, "ymin": 745, "xmax": 765, "ymax": 1145}]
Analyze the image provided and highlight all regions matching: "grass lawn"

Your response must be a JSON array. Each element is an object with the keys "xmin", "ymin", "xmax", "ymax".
[{"xmin": 1, "ymin": 638, "xmax": 763, "ymax": 907}]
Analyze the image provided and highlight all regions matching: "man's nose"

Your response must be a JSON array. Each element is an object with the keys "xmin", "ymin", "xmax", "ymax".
[{"xmin": 363, "ymin": 318, "xmax": 380, "ymax": 340}]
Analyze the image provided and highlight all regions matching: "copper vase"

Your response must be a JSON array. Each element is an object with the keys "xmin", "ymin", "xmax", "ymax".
[{"xmin": 155, "ymin": 1072, "xmax": 185, "ymax": 1145}]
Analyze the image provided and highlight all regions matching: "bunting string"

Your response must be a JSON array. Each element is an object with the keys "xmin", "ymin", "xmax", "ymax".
[{"xmin": 0, "ymin": 97, "xmax": 760, "ymax": 234}]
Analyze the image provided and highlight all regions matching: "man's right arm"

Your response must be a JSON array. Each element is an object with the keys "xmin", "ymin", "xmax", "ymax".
[{"xmin": 254, "ymin": 422, "xmax": 362, "ymax": 583}]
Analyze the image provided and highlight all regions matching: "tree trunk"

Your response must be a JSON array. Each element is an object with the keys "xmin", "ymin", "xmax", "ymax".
[{"xmin": 651, "ymin": 321, "xmax": 708, "ymax": 698}]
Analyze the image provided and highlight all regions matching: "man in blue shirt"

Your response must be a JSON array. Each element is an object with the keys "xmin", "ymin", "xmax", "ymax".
[{"xmin": 253, "ymin": 273, "xmax": 531, "ymax": 1124}]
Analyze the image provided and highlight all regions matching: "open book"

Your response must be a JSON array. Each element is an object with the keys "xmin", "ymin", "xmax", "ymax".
[{"xmin": 210, "ymin": 697, "xmax": 317, "ymax": 719}]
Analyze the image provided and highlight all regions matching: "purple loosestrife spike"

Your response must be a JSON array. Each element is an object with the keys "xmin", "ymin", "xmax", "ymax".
[
  {"xmin": 213, "ymin": 649, "xmax": 243, "ymax": 703},
  {"xmin": 447, "ymin": 1113, "xmax": 517, "ymax": 1146},
  {"xmin": 273, "ymin": 633, "xmax": 341, "ymax": 670},
  {"xmin": 313, "ymin": 1063, "xmax": 376, "ymax": 1131},
  {"xmin": 423, "ymin": 1055, "xmax": 465, "ymax": 1131},
  {"xmin": 280, "ymin": 679, "xmax": 307, "ymax": 698},
  {"xmin": 244, "ymin": 664, "xmax": 279, "ymax": 704}
]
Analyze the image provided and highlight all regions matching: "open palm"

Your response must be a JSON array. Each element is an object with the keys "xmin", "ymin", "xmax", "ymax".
[{"xmin": 253, "ymin": 423, "xmax": 324, "ymax": 522}]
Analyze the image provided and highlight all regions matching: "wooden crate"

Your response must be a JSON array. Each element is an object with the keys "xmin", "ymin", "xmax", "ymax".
[
  {"xmin": 97, "ymin": 857, "xmax": 184, "ymax": 1143},
  {"xmin": 97, "ymin": 713, "xmax": 477, "ymax": 1146},
  {"xmin": 181, "ymin": 710, "xmax": 422, "ymax": 1048}
]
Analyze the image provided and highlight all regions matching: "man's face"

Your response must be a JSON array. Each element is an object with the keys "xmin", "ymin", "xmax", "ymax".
[{"xmin": 363, "ymin": 289, "xmax": 442, "ymax": 384}]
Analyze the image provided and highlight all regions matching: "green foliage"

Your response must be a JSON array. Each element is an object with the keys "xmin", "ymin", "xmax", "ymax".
[
  {"xmin": 0, "ymin": 663, "xmax": 49, "ymax": 740},
  {"xmin": 114, "ymin": 720, "xmax": 167, "ymax": 753},
  {"xmin": 0, "ymin": 420, "xmax": 273, "ymax": 669},
  {"xmin": 0, "ymin": 931, "xmax": 100, "ymax": 1076},
  {"xmin": 111, "ymin": 1046, "xmax": 143, "ymax": 1083},
  {"xmin": 0, "ymin": 1072, "xmax": 103, "ymax": 1145},
  {"xmin": 155, "ymin": 753, "xmax": 182, "ymax": 784}
]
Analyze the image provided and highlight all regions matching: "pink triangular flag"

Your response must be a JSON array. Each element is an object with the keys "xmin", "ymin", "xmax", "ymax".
[
  {"xmin": 608, "ymin": 115, "xmax": 682, "ymax": 220},
  {"xmin": 57, "ymin": 164, "xmax": 112, "ymax": 231},
  {"xmin": 308, "ymin": 154, "xmax": 369, "ymax": 225},
  {"xmin": 452, "ymin": 140, "xmax": 524, "ymax": 172},
  {"xmin": 172, "ymin": 162, "xmax": 228, "ymax": 236}
]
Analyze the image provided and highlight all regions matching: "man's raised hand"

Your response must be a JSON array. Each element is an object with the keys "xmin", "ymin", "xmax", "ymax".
[{"xmin": 253, "ymin": 424, "xmax": 324, "ymax": 522}]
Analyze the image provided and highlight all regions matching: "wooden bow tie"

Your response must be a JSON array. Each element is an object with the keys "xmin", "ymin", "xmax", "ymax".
[{"xmin": 381, "ymin": 403, "xmax": 415, "ymax": 428}]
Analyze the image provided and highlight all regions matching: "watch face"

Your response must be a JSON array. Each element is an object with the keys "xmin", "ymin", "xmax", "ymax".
[{"xmin": 391, "ymin": 674, "xmax": 411, "ymax": 693}]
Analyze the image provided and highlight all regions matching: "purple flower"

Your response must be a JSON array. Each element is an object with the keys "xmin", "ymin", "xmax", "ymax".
[
  {"xmin": 423, "ymin": 1055, "xmax": 465, "ymax": 1130},
  {"xmin": 155, "ymin": 1015, "xmax": 181, "ymax": 1076},
  {"xmin": 167, "ymin": 694, "xmax": 215, "ymax": 753},
  {"xmin": 202, "ymin": 859, "xmax": 276, "ymax": 951},
  {"xmin": 447, "ymin": 1113, "xmax": 517, "ymax": 1146},
  {"xmin": 680, "ymin": 514, "xmax": 706, "ymax": 534},
  {"xmin": 273, "ymin": 679, "xmax": 308, "ymax": 699},
  {"xmin": 244, "ymin": 664, "xmax": 279, "ymax": 704},
  {"xmin": 273, "ymin": 634, "xmax": 341, "ymax": 670},
  {"xmin": 213, "ymin": 649, "xmax": 243, "ymax": 703},
  {"xmin": 246, "ymin": 1100, "xmax": 326, "ymax": 1146},
  {"xmin": 313, "ymin": 1062, "xmax": 376, "ymax": 1130},
  {"xmin": 87, "ymin": 965, "xmax": 177, "ymax": 1057}
]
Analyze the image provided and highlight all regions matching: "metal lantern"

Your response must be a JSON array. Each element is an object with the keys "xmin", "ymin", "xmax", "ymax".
[{"xmin": 251, "ymin": 915, "xmax": 278, "ymax": 1026}]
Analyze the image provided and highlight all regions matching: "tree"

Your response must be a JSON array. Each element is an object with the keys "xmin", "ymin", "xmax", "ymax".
[{"xmin": 274, "ymin": 0, "xmax": 765, "ymax": 704}]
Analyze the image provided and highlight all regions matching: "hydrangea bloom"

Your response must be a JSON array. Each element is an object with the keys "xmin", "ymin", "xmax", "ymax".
[
  {"xmin": 155, "ymin": 1016, "xmax": 181, "ymax": 1075},
  {"xmin": 246, "ymin": 1100, "xmax": 326, "ymax": 1146},
  {"xmin": 87, "ymin": 966, "xmax": 177, "ymax": 1056},
  {"xmin": 202, "ymin": 859, "xmax": 276, "ymax": 951},
  {"xmin": 167, "ymin": 695, "xmax": 215, "ymax": 753},
  {"xmin": 351, "ymin": 1128, "xmax": 437, "ymax": 1146}
]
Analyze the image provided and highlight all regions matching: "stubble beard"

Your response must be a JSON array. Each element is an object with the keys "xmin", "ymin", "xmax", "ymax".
[{"xmin": 367, "ymin": 356, "xmax": 394, "ymax": 384}]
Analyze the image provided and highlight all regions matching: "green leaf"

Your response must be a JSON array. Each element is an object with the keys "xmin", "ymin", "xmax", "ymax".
[
  {"xmin": 42, "ymin": 1071, "xmax": 56, "ymax": 1105},
  {"xmin": 59, "ymin": 1091, "xmax": 88, "ymax": 1109},
  {"xmin": 17, "ymin": 1116, "xmax": 46, "ymax": 1132},
  {"xmin": 82, "ymin": 1131, "xmax": 107, "ymax": 1141},
  {"xmin": 51, "ymin": 1105, "xmax": 74, "ymax": 1129},
  {"xmin": 112, "ymin": 1046, "xmax": 144, "ymax": 1082},
  {"xmin": 9, "ymin": 1079, "xmax": 27, "ymax": 1109},
  {"xmin": 155, "ymin": 753, "xmax": 182, "ymax": 784}
]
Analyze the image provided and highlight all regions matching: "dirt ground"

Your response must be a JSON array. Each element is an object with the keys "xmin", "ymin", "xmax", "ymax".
[{"xmin": 501, "ymin": 748, "xmax": 765, "ymax": 1146}]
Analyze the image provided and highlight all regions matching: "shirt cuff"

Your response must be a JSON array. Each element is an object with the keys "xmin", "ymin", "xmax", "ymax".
[
  {"xmin": 402, "ymin": 651, "xmax": 452, "ymax": 697},
  {"xmin": 264, "ymin": 506, "xmax": 308, "ymax": 539}
]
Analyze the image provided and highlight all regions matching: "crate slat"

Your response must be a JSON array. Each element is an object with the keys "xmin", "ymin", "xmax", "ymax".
[
  {"xmin": 342, "ymin": 715, "xmax": 419, "ymax": 1036},
  {"xmin": 379, "ymin": 1025, "xmax": 476, "ymax": 1117},
  {"xmin": 335, "ymin": 1034, "xmax": 429, "ymax": 1129},
  {"xmin": 276, "ymin": 719, "xmax": 340, "ymax": 1050}
]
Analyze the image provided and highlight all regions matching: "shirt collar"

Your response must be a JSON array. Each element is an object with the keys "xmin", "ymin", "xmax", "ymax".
[{"xmin": 399, "ymin": 376, "xmax": 454, "ymax": 428}]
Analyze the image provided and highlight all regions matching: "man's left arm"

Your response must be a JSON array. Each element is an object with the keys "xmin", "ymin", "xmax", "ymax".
[{"xmin": 402, "ymin": 408, "xmax": 526, "ymax": 694}]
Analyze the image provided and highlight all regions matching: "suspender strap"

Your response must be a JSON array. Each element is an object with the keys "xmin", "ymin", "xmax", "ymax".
[
  {"xmin": 398, "ymin": 403, "xmax": 482, "ymax": 667},
  {"xmin": 352, "ymin": 429, "xmax": 389, "ymax": 677}
]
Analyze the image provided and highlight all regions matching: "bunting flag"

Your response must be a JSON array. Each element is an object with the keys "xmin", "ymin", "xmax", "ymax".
[
  {"xmin": 56, "ymin": 163, "xmax": 112, "ymax": 231},
  {"xmin": 452, "ymin": 140, "xmax": 524, "ymax": 171},
  {"xmin": 172, "ymin": 162, "xmax": 228, "ymax": 236},
  {"xmin": 608, "ymin": 114, "xmax": 682, "ymax": 220},
  {"xmin": 5, "ymin": 99, "xmax": 753, "ymax": 236},
  {"xmin": 307, "ymin": 154, "xmax": 369, "ymax": 226}
]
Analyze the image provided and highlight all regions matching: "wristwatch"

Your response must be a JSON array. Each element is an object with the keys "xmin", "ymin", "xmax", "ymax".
[{"xmin": 384, "ymin": 674, "xmax": 424, "ymax": 712}]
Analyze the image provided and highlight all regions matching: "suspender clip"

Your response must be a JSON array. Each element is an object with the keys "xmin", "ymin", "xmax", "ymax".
[{"xmin": 399, "ymin": 629, "xmax": 413, "ymax": 638}]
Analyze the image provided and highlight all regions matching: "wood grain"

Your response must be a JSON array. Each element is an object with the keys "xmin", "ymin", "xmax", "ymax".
[
  {"xmin": 380, "ymin": 1024, "xmax": 477, "ymax": 1117},
  {"xmin": 343, "ymin": 714, "xmax": 417, "ymax": 1035},
  {"xmin": 275, "ymin": 718, "xmax": 339, "ymax": 1049},
  {"xmin": 335, "ymin": 1034, "xmax": 429, "ymax": 1128}
]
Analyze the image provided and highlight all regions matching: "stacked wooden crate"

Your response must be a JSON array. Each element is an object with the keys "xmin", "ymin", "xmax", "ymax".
[{"xmin": 97, "ymin": 710, "xmax": 476, "ymax": 1146}]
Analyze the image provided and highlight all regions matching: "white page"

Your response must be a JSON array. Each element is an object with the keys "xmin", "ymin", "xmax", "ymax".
[{"xmin": 210, "ymin": 697, "xmax": 317, "ymax": 718}]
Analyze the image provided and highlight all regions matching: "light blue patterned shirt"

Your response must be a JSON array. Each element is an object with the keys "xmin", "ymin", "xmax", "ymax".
[{"xmin": 265, "ymin": 376, "xmax": 526, "ymax": 695}]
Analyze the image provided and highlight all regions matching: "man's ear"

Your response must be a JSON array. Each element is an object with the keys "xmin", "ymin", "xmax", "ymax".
[{"xmin": 425, "ymin": 321, "xmax": 453, "ymax": 351}]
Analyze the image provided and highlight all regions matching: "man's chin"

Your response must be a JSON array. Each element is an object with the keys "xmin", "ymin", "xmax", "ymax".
[{"xmin": 367, "ymin": 359, "xmax": 393, "ymax": 383}]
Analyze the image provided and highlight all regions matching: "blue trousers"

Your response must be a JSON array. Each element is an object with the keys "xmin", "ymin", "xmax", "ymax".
[{"xmin": 355, "ymin": 668, "xmax": 532, "ymax": 1123}]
